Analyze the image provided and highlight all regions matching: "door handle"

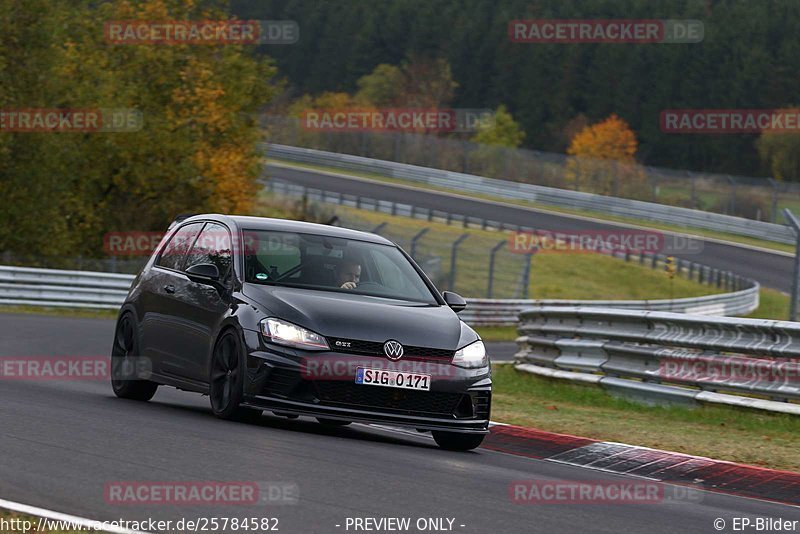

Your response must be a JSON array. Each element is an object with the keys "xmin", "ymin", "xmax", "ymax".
[{"xmin": 163, "ymin": 284, "xmax": 175, "ymax": 294}]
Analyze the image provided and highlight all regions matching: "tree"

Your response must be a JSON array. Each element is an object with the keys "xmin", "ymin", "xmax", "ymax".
[
  {"xmin": 0, "ymin": 0, "xmax": 277, "ymax": 258},
  {"xmin": 566, "ymin": 114, "xmax": 643, "ymax": 196},
  {"xmin": 354, "ymin": 64, "xmax": 404, "ymax": 107},
  {"xmin": 353, "ymin": 56, "xmax": 457, "ymax": 109},
  {"xmin": 472, "ymin": 105, "xmax": 525, "ymax": 148},
  {"xmin": 756, "ymin": 108, "xmax": 800, "ymax": 182}
]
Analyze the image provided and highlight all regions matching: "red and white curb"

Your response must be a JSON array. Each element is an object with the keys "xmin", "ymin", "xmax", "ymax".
[{"xmin": 482, "ymin": 423, "xmax": 800, "ymax": 506}]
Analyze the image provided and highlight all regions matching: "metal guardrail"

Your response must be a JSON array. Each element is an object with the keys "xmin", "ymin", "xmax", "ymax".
[
  {"xmin": 460, "ymin": 283, "xmax": 759, "ymax": 324},
  {"xmin": 0, "ymin": 266, "xmax": 132, "ymax": 309},
  {"xmin": 515, "ymin": 306, "xmax": 800, "ymax": 415},
  {"xmin": 0, "ymin": 264, "xmax": 759, "ymax": 324},
  {"xmin": 263, "ymin": 143, "xmax": 796, "ymax": 245}
]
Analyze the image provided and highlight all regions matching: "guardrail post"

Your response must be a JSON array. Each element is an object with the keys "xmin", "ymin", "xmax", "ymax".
[
  {"xmin": 651, "ymin": 253, "xmax": 658, "ymax": 269},
  {"xmin": 783, "ymin": 208, "xmax": 800, "ymax": 321},
  {"xmin": 639, "ymin": 252, "xmax": 645, "ymax": 265},
  {"xmin": 688, "ymin": 170, "xmax": 696, "ymax": 209},
  {"xmin": 486, "ymin": 240, "xmax": 507, "ymax": 298},
  {"xmin": 409, "ymin": 228, "xmax": 430, "ymax": 260},
  {"xmin": 449, "ymin": 234, "xmax": 470, "ymax": 292}
]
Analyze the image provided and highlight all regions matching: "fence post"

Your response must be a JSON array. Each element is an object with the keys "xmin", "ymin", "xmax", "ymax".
[
  {"xmin": 449, "ymin": 234, "xmax": 470, "ymax": 292},
  {"xmin": 688, "ymin": 170, "xmax": 696, "ymax": 209},
  {"xmin": 521, "ymin": 253, "xmax": 532, "ymax": 299},
  {"xmin": 768, "ymin": 178, "xmax": 779, "ymax": 223},
  {"xmin": 783, "ymin": 209, "xmax": 800, "ymax": 321},
  {"xmin": 726, "ymin": 175, "xmax": 737, "ymax": 215},
  {"xmin": 409, "ymin": 228, "xmax": 430, "ymax": 260},
  {"xmin": 486, "ymin": 240, "xmax": 507, "ymax": 298},
  {"xmin": 371, "ymin": 222, "xmax": 387, "ymax": 234}
]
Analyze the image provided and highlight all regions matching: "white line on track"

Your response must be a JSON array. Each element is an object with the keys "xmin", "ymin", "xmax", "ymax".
[{"xmin": 0, "ymin": 498, "xmax": 150, "ymax": 534}]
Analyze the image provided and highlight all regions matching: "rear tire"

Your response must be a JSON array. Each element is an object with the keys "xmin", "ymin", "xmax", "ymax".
[
  {"xmin": 432, "ymin": 431, "xmax": 485, "ymax": 451},
  {"xmin": 111, "ymin": 313, "xmax": 158, "ymax": 401},
  {"xmin": 316, "ymin": 417, "xmax": 351, "ymax": 427},
  {"xmin": 209, "ymin": 329, "xmax": 251, "ymax": 420}
]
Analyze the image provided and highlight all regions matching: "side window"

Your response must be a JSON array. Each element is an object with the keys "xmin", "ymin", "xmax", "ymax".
[
  {"xmin": 248, "ymin": 232, "xmax": 301, "ymax": 280},
  {"xmin": 185, "ymin": 223, "xmax": 233, "ymax": 277},
  {"xmin": 155, "ymin": 222, "xmax": 204, "ymax": 271}
]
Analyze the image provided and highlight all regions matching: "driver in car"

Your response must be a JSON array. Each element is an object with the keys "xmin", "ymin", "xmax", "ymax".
[{"xmin": 335, "ymin": 258, "xmax": 361, "ymax": 289}]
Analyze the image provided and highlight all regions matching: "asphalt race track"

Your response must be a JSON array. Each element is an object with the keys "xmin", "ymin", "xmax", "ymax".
[
  {"xmin": 1, "ymin": 312, "xmax": 798, "ymax": 534},
  {"xmin": 267, "ymin": 164, "xmax": 794, "ymax": 293}
]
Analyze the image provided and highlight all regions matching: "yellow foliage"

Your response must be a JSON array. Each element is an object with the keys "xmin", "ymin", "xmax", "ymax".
[{"xmin": 565, "ymin": 114, "xmax": 644, "ymax": 196}]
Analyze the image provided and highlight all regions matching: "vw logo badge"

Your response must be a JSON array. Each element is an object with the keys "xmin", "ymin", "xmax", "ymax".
[{"xmin": 383, "ymin": 340, "xmax": 404, "ymax": 361}]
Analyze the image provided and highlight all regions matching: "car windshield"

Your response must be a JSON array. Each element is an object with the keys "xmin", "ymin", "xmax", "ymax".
[{"xmin": 243, "ymin": 229, "xmax": 438, "ymax": 304}]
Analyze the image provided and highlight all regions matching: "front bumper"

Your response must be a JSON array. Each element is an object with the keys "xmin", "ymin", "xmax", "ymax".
[{"xmin": 241, "ymin": 329, "xmax": 491, "ymax": 434}]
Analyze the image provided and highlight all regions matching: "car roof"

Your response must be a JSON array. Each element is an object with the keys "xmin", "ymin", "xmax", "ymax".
[{"xmin": 178, "ymin": 214, "xmax": 395, "ymax": 246}]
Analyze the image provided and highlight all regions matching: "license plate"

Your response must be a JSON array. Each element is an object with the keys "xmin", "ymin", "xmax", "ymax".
[{"xmin": 355, "ymin": 367, "xmax": 430, "ymax": 391}]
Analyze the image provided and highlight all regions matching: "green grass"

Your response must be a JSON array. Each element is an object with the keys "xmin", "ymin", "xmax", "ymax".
[
  {"xmin": 335, "ymin": 205, "xmax": 724, "ymax": 301},
  {"xmin": 746, "ymin": 287, "xmax": 791, "ymax": 320},
  {"xmin": 474, "ymin": 326, "xmax": 519, "ymax": 341},
  {"xmin": 267, "ymin": 158, "xmax": 795, "ymax": 254},
  {"xmin": 0, "ymin": 305, "xmax": 117, "ymax": 320},
  {"xmin": 491, "ymin": 364, "xmax": 800, "ymax": 472}
]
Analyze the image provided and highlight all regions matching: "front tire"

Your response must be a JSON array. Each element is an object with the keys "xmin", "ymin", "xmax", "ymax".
[
  {"xmin": 432, "ymin": 431, "xmax": 485, "ymax": 451},
  {"xmin": 209, "ymin": 329, "xmax": 251, "ymax": 420},
  {"xmin": 111, "ymin": 313, "xmax": 158, "ymax": 401}
]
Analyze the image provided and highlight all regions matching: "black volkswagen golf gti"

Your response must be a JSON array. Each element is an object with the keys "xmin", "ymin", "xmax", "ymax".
[{"xmin": 111, "ymin": 214, "xmax": 491, "ymax": 450}]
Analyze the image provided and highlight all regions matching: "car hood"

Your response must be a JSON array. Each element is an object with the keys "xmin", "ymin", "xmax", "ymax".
[{"xmin": 243, "ymin": 284, "xmax": 467, "ymax": 349}]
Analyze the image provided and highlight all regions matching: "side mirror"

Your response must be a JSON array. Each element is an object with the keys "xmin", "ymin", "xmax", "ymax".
[
  {"xmin": 186, "ymin": 263, "xmax": 220, "ymax": 283},
  {"xmin": 442, "ymin": 291, "xmax": 467, "ymax": 312}
]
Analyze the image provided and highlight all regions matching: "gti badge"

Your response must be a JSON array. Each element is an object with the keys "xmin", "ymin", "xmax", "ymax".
[{"xmin": 383, "ymin": 340, "xmax": 404, "ymax": 361}]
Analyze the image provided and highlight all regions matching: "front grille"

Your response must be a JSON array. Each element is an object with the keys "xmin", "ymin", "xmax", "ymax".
[
  {"xmin": 314, "ymin": 381, "xmax": 462, "ymax": 416},
  {"xmin": 327, "ymin": 337, "xmax": 455, "ymax": 361}
]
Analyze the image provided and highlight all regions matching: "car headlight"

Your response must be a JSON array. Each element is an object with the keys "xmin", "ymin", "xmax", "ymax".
[
  {"xmin": 452, "ymin": 340, "xmax": 488, "ymax": 368},
  {"xmin": 259, "ymin": 318, "xmax": 329, "ymax": 351}
]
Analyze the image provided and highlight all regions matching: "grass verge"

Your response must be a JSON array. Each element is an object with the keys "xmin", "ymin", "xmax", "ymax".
[
  {"xmin": 267, "ymin": 158, "xmax": 794, "ymax": 255},
  {"xmin": 0, "ymin": 305, "xmax": 117, "ymax": 320},
  {"xmin": 491, "ymin": 364, "xmax": 800, "ymax": 472},
  {"xmin": 334, "ymin": 205, "xmax": 724, "ymax": 301}
]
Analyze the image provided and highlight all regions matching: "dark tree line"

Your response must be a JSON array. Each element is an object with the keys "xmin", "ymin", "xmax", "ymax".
[{"xmin": 233, "ymin": 0, "xmax": 800, "ymax": 177}]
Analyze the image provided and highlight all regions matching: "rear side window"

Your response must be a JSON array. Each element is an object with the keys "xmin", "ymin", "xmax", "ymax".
[
  {"xmin": 155, "ymin": 222, "xmax": 203, "ymax": 270},
  {"xmin": 185, "ymin": 222, "xmax": 233, "ymax": 277}
]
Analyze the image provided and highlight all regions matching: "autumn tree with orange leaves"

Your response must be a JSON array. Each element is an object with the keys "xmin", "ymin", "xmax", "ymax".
[
  {"xmin": 565, "ymin": 114, "xmax": 644, "ymax": 196},
  {"xmin": 0, "ymin": 0, "xmax": 276, "ymax": 258}
]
